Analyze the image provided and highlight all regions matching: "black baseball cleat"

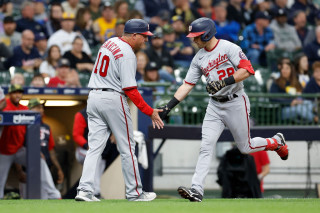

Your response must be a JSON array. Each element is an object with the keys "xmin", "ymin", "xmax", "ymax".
[{"xmin": 177, "ymin": 186, "xmax": 203, "ymax": 202}]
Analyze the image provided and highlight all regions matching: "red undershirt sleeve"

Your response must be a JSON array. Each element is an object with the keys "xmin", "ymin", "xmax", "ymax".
[
  {"xmin": 72, "ymin": 112, "xmax": 88, "ymax": 147},
  {"xmin": 123, "ymin": 88, "xmax": 154, "ymax": 116}
]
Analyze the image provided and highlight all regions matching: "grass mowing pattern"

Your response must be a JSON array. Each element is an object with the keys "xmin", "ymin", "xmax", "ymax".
[{"xmin": 0, "ymin": 199, "xmax": 319, "ymax": 213}]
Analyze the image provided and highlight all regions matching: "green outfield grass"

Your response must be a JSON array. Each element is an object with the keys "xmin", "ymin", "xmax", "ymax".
[{"xmin": 0, "ymin": 199, "xmax": 319, "ymax": 213}]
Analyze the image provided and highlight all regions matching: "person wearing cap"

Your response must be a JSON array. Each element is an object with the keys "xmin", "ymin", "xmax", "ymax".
[
  {"xmin": 0, "ymin": 86, "xmax": 62, "ymax": 199},
  {"xmin": 270, "ymin": 8, "xmax": 302, "ymax": 52},
  {"xmin": 145, "ymin": 27, "xmax": 176, "ymax": 83},
  {"xmin": 93, "ymin": 1, "xmax": 117, "ymax": 42},
  {"xmin": 47, "ymin": 12, "xmax": 92, "ymax": 56},
  {"xmin": 76, "ymin": 19, "xmax": 164, "ymax": 202},
  {"xmin": 27, "ymin": 98, "xmax": 64, "ymax": 188},
  {"xmin": 47, "ymin": 58, "xmax": 81, "ymax": 87},
  {"xmin": 0, "ymin": 16, "xmax": 21, "ymax": 53},
  {"xmin": 6, "ymin": 29, "xmax": 42, "ymax": 72},
  {"xmin": 16, "ymin": 1, "xmax": 47, "ymax": 37},
  {"xmin": 62, "ymin": 0, "xmax": 84, "ymax": 16},
  {"xmin": 240, "ymin": 11, "xmax": 275, "ymax": 66},
  {"xmin": 169, "ymin": 15, "xmax": 194, "ymax": 68},
  {"xmin": 35, "ymin": 32, "xmax": 48, "ymax": 59}
]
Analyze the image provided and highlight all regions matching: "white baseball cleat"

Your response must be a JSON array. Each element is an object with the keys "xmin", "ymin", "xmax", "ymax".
[
  {"xmin": 129, "ymin": 192, "xmax": 157, "ymax": 201},
  {"xmin": 75, "ymin": 190, "xmax": 101, "ymax": 202}
]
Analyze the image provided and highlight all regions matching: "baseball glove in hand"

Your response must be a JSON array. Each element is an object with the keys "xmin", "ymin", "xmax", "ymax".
[
  {"xmin": 157, "ymin": 105, "xmax": 171, "ymax": 120},
  {"xmin": 206, "ymin": 80, "xmax": 226, "ymax": 95}
]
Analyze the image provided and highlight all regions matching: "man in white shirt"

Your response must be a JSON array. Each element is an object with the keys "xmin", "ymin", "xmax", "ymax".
[{"xmin": 47, "ymin": 12, "xmax": 91, "ymax": 56}]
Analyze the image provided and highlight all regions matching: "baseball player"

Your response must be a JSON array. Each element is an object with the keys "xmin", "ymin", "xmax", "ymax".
[
  {"xmin": 157, "ymin": 18, "xmax": 289, "ymax": 202},
  {"xmin": 75, "ymin": 19, "xmax": 164, "ymax": 202},
  {"xmin": 0, "ymin": 85, "xmax": 61, "ymax": 199}
]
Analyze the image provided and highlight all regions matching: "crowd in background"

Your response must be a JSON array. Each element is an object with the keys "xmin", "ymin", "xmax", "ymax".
[{"xmin": 0, "ymin": 0, "xmax": 319, "ymax": 93}]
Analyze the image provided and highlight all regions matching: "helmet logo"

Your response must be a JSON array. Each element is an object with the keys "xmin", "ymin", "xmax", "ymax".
[{"xmin": 189, "ymin": 25, "xmax": 192, "ymax": 32}]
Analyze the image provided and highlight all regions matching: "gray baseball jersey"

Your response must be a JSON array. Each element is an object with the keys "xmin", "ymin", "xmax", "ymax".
[
  {"xmin": 184, "ymin": 39, "xmax": 281, "ymax": 196},
  {"xmin": 185, "ymin": 39, "xmax": 246, "ymax": 96},
  {"xmin": 78, "ymin": 37, "xmax": 144, "ymax": 199},
  {"xmin": 88, "ymin": 37, "xmax": 137, "ymax": 92}
]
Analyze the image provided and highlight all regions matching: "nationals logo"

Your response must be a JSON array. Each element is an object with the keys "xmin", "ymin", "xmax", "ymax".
[{"xmin": 201, "ymin": 53, "xmax": 229, "ymax": 77}]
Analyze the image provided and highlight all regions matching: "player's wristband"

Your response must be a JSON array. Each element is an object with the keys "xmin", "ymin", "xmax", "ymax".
[
  {"xmin": 224, "ymin": 75, "xmax": 235, "ymax": 86},
  {"xmin": 167, "ymin": 97, "xmax": 180, "ymax": 110}
]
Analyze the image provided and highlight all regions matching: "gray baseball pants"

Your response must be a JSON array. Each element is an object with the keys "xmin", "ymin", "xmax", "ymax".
[
  {"xmin": 0, "ymin": 147, "xmax": 61, "ymax": 199},
  {"xmin": 191, "ymin": 91, "xmax": 273, "ymax": 195},
  {"xmin": 77, "ymin": 90, "xmax": 142, "ymax": 199}
]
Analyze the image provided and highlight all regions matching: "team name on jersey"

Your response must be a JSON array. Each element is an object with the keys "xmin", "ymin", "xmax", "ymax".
[
  {"xmin": 201, "ymin": 53, "xmax": 228, "ymax": 77},
  {"xmin": 101, "ymin": 40, "xmax": 124, "ymax": 60}
]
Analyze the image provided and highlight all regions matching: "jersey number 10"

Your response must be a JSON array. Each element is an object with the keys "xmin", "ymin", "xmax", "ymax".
[
  {"xmin": 217, "ymin": 67, "xmax": 235, "ymax": 80},
  {"xmin": 94, "ymin": 52, "xmax": 110, "ymax": 77}
]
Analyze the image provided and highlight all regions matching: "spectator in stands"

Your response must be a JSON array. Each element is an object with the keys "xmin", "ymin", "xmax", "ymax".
[
  {"xmin": 145, "ymin": 27, "xmax": 176, "ymax": 83},
  {"xmin": 269, "ymin": 9, "xmax": 302, "ymax": 53},
  {"xmin": 134, "ymin": 0, "xmax": 174, "ymax": 23},
  {"xmin": 113, "ymin": 19, "xmax": 125, "ymax": 38},
  {"xmin": 47, "ymin": 58, "xmax": 81, "ymax": 88},
  {"xmin": 114, "ymin": 0, "xmax": 129, "ymax": 22},
  {"xmin": 241, "ymin": 11, "xmax": 275, "ymax": 66},
  {"xmin": 294, "ymin": 53, "xmax": 310, "ymax": 88},
  {"xmin": 171, "ymin": 0, "xmax": 200, "ymax": 26},
  {"xmin": 128, "ymin": 9, "xmax": 144, "ymax": 20},
  {"xmin": 0, "ymin": 16, "xmax": 21, "ymax": 53},
  {"xmin": 250, "ymin": 151, "xmax": 270, "ymax": 195},
  {"xmin": 0, "ymin": 84, "xmax": 61, "ymax": 199},
  {"xmin": 138, "ymin": 61, "xmax": 166, "ymax": 96},
  {"xmin": 63, "ymin": 36, "xmax": 94, "ymax": 73},
  {"xmin": 45, "ymin": 2, "xmax": 63, "ymax": 36},
  {"xmin": 10, "ymin": 73, "xmax": 25, "ymax": 86},
  {"xmin": 16, "ymin": 1, "xmax": 47, "ymax": 37},
  {"xmin": 28, "ymin": 98, "xmax": 64, "ymax": 184},
  {"xmin": 30, "ymin": 74, "xmax": 45, "ymax": 87},
  {"xmin": 88, "ymin": 0, "xmax": 102, "ymax": 21},
  {"xmin": 47, "ymin": 12, "xmax": 92, "ymax": 56},
  {"xmin": 304, "ymin": 26, "xmax": 320, "ymax": 69},
  {"xmin": 6, "ymin": 30, "xmax": 42, "ymax": 72},
  {"xmin": 169, "ymin": 15, "xmax": 194, "ymax": 68},
  {"xmin": 304, "ymin": 11, "xmax": 320, "ymax": 47},
  {"xmin": 0, "ymin": 41, "xmax": 11, "ymax": 70},
  {"xmin": 34, "ymin": 32, "xmax": 47, "ymax": 59},
  {"xmin": 62, "ymin": 0, "xmax": 84, "ymax": 16},
  {"xmin": 270, "ymin": 61, "xmax": 316, "ymax": 123},
  {"xmin": 94, "ymin": 1, "xmax": 116, "ymax": 43},
  {"xmin": 227, "ymin": 0, "xmax": 253, "ymax": 29},
  {"xmin": 39, "ymin": 45, "xmax": 61, "ymax": 78},
  {"xmin": 75, "ymin": 8, "xmax": 100, "ymax": 48},
  {"xmin": 136, "ymin": 51, "xmax": 148, "ymax": 81},
  {"xmin": 290, "ymin": 0, "xmax": 318, "ymax": 25},
  {"xmin": 271, "ymin": 0, "xmax": 291, "ymax": 18},
  {"xmin": 252, "ymin": 0, "xmax": 273, "ymax": 19},
  {"xmin": 33, "ymin": 0, "xmax": 47, "ymax": 25},
  {"xmin": 214, "ymin": 3, "xmax": 241, "ymax": 42},
  {"xmin": 293, "ymin": 10, "xmax": 309, "ymax": 45},
  {"xmin": 303, "ymin": 61, "xmax": 320, "ymax": 94},
  {"xmin": 197, "ymin": 0, "xmax": 215, "ymax": 20}
]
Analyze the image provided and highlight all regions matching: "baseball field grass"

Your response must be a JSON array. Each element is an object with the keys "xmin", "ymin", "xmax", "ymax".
[{"xmin": 0, "ymin": 199, "xmax": 319, "ymax": 213}]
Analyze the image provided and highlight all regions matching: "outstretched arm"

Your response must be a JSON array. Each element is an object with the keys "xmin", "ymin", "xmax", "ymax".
[{"xmin": 158, "ymin": 82, "xmax": 195, "ymax": 120}]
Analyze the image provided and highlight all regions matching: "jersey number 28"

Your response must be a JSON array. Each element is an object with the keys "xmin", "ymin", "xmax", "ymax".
[
  {"xmin": 94, "ymin": 52, "xmax": 110, "ymax": 77},
  {"xmin": 217, "ymin": 67, "xmax": 235, "ymax": 80}
]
